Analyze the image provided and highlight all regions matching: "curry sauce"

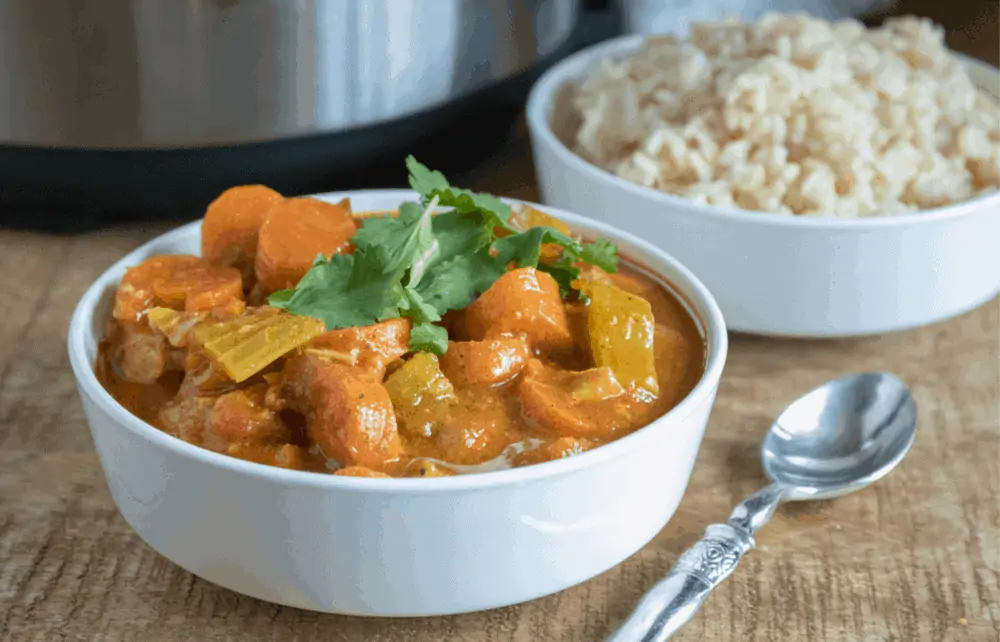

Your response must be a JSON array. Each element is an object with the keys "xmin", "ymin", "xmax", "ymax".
[{"xmin": 95, "ymin": 181, "xmax": 705, "ymax": 478}]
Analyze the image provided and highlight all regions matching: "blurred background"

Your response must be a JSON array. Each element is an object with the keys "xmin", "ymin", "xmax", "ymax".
[{"xmin": 0, "ymin": 0, "xmax": 996, "ymax": 231}]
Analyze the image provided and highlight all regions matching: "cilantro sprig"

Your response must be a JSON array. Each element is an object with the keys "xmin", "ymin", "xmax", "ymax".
[{"xmin": 269, "ymin": 157, "xmax": 618, "ymax": 355}]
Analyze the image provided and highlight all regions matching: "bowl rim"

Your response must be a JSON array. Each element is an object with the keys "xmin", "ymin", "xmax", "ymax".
[
  {"xmin": 526, "ymin": 33, "xmax": 1000, "ymax": 231},
  {"xmin": 68, "ymin": 189, "xmax": 728, "ymax": 493}
]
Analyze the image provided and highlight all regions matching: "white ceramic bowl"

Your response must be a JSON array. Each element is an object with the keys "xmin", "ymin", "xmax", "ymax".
[
  {"xmin": 68, "ymin": 190, "xmax": 727, "ymax": 616},
  {"xmin": 527, "ymin": 36, "xmax": 1000, "ymax": 337}
]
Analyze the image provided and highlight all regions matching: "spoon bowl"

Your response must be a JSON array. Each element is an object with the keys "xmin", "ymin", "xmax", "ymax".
[{"xmin": 762, "ymin": 372, "xmax": 918, "ymax": 501}]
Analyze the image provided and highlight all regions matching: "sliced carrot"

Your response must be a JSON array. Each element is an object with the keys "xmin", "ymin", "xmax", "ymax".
[
  {"xmin": 465, "ymin": 267, "xmax": 572, "ymax": 352},
  {"xmin": 200, "ymin": 185, "xmax": 283, "ymax": 280},
  {"xmin": 113, "ymin": 255, "xmax": 243, "ymax": 323},
  {"xmin": 254, "ymin": 197, "xmax": 357, "ymax": 294}
]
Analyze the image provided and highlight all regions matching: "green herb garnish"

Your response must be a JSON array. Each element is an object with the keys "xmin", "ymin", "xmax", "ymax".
[{"xmin": 269, "ymin": 157, "xmax": 619, "ymax": 355}]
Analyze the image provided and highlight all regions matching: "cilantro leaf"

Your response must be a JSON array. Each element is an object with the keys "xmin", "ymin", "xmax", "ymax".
[
  {"xmin": 352, "ymin": 200, "xmax": 436, "ymax": 278},
  {"xmin": 431, "ymin": 187, "xmax": 512, "ymax": 231},
  {"xmin": 399, "ymin": 285, "xmax": 441, "ymax": 324},
  {"xmin": 581, "ymin": 238, "xmax": 619, "ymax": 273},
  {"xmin": 494, "ymin": 226, "xmax": 581, "ymax": 268},
  {"xmin": 491, "ymin": 226, "xmax": 590, "ymax": 295},
  {"xmin": 269, "ymin": 251, "xmax": 400, "ymax": 329},
  {"xmin": 270, "ymin": 157, "xmax": 620, "ymax": 354},
  {"xmin": 538, "ymin": 260, "xmax": 581, "ymax": 296},
  {"xmin": 430, "ymin": 210, "xmax": 493, "ymax": 260},
  {"xmin": 267, "ymin": 288, "xmax": 294, "ymax": 307},
  {"xmin": 414, "ymin": 248, "xmax": 506, "ymax": 313},
  {"xmin": 406, "ymin": 155, "xmax": 449, "ymax": 196},
  {"xmin": 409, "ymin": 322, "xmax": 449, "ymax": 355},
  {"xmin": 405, "ymin": 157, "xmax": 512, "ymax": 231}
]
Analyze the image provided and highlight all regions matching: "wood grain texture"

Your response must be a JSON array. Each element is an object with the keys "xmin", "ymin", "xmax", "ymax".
[{"xmin": 1, "ymin": 6, "xmax": 998, "ymax": 642}]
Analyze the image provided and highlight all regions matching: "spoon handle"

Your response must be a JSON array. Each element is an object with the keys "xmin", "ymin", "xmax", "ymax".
[
  {"xmin": 605, "ymin": 485, "xmax": 787, "ymax": 642},
  {"xmin": 604, "ymin": 523, "xmax": 753, "ymax": 642}
]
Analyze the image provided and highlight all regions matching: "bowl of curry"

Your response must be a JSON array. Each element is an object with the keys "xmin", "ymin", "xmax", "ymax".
[{"xmin": 68, "ymin": 160, "xmax": 727, "ymax": 616}]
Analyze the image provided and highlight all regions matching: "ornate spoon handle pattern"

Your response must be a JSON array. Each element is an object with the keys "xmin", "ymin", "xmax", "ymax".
[{"xmin": 606, "ymin": 485, "xmax": 787, "ymax": 641}]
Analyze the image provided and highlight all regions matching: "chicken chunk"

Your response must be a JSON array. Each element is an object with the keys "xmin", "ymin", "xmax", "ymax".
[
  {"xmin": 118, "ymin": 323, "xmax": 169, "ymax": 385},
  {"xmin": 210, "ymin": 385, "xmax": 291, "ymax": 445}
]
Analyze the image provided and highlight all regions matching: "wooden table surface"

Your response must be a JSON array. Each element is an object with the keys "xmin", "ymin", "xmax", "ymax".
[{"xmin": 2, "ymin": 6, "xmax": 998, "ymax": 642}]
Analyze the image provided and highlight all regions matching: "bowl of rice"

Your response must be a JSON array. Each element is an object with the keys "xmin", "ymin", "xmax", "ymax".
[{"xmin": 526, "ymin": 13, "xmax": 1000, "ymax": 337}]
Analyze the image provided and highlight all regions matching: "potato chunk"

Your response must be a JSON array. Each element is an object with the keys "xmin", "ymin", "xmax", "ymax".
[
  {"xmin": 384, "ymin": 353, "xmax": 456, "ymax": 439},
  {"xmin": 576, "ymin": 280, "xmax": 659, "ymax": 400}
]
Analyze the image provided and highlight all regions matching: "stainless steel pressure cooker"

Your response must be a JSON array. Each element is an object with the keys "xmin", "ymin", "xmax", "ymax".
[{"xmin": 0, "ymin": 0, "xmax": 618, "ymax": 229}]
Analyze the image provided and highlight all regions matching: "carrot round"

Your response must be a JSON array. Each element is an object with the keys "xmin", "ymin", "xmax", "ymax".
[
  {"xmin": 113, "ymin": 255, "xmax": 243, "ymax": 323},
  {"xmin": 254, "ymin": 198, "xmax": 357, "ymax": 293},
  {"xmin": 201, "ymin": 185, "xmax": 283, "ymax": 279},
  {"xmin": 465, "ymin": 267, "xmax": 572, "ymax": 352}
]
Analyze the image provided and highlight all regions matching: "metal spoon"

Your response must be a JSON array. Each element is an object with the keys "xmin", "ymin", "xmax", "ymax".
[{"xmin": 607, "ymin": 372, "xmax": 917, "ymax": 642}]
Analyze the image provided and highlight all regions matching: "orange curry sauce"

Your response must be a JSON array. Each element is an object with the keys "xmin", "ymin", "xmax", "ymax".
[{"xmin": 96, "ymin": 192, "xmax": 705, "ymax": 478}]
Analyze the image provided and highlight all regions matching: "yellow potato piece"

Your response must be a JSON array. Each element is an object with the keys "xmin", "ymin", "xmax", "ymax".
[
  {"xmin": 576, "ymin": 280, "xmax": 659, "ymax": 400},
  {"xmin": 384, "ymin": 353, "xmax": 456, "ymax": 439}
]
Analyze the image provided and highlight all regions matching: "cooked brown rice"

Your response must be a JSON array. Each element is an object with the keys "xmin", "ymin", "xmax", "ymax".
[{"xmin": 568, "ymin": 14, "xmax": 1000, "ymax": 217}]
